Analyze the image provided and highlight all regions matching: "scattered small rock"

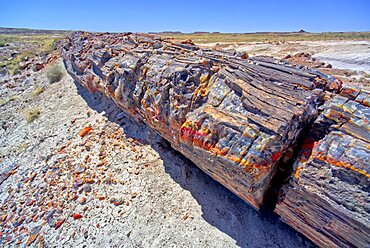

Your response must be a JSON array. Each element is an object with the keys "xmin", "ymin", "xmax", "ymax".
[
  {"xmin": 240, "ymin": 52, "xmax": 249, "ymax": 59},
  {"xmin": 73, "ymin": 213, "xmax": 83, "ymax": 220},
  {"xmin": 18, "ymin": 61, "xmax": 27, "ymax": 70},
  {"xmin": 48, "ymin": 217, "xmax": 57, "ymax": 228},
  {"xmin": 45, "ymin": 209, "xmax": 55, "ymax": 220},
  {"xmin": 55, "ymin": 218, "xmax": 65, "ymax": 229},
  {"xmin": 74, "ymin": 164, "xmax": 85, "ymax": 174},
  {"xmin": 131, "ymin": 192, "xmax": 138, "ymax": 199},
  {"xmin": 32, "ymin": 63, "xmax": 44, "ymax": 72},
  {"xmin": 183, "ymin": 212, "xmax": 189, "ymax": 220},
  {"xmin": 78, "ymin": 197, "xmax": 87, "ymax": 204},
  {"xmin": 79, "ymin": 126, "xmax": 92, "ymax": 138},
  {"xmin": 83, "ymin": 184, "xmax": 92, "ymax": 193},
  {"xmin": 26, "ymin": 225, "xmax": 42, "ymax": 246}
]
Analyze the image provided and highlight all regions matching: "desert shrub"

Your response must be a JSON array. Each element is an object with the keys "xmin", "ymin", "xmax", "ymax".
[
  {"xmin": 42, "ymin": 38, "xmax": 60, "ymax": 54},
  {"xmin": 0, "ymin": 95, "xmax": 19, "ymax": 106},
  {"xmin": 0, "ymin": 34, "xmax": 65, "ymax": 75},
  {"xmin": 24, "ymin": 107, "xmax": 41, "ymax": 123},
  {"xmin": 8, "ymin": 95, "xmax": 20, "ymax": 101},
  {"xmin": 0, "ymin": 51, "xmax": 35, "ymax": 75},
  {"xmin": 50, "ymin": 39, "xmax": 59, "ymax": 51},
  {"xmin": 46, "ymin": 64, "xmax": 63, "ymax": 83},
  {"xmin": 2, "ymin": 54, "xmax": 24, "ymax": 75},
  {"xmin": 32, "ymin": 86, "xmax": 44, "ymax": 96}
]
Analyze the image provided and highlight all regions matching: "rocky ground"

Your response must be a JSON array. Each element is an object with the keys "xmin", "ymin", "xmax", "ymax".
[
  {"xmin": 204, "ymin": 40, "xmax": 370, "ymax": 86},
  {"xmin": 0, "ymin": 38, "xmax": 368, "ymax": 247}
]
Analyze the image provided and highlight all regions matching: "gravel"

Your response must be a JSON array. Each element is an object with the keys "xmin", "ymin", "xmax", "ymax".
[{"xmin": 0, "ymin": 52, "xmax": 312, "ymax": 247}]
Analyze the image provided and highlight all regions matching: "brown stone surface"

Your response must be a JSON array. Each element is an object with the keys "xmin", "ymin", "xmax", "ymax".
[
  {"xmin": 276, "ymin": 87, "xmax": 370, "ymax": 247},
  {"xmin": 58, "ymin": 31, "xmax": 339, "ymax": 209}
]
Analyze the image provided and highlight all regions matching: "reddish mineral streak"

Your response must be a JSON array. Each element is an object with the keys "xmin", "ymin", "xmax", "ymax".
[
  {"xmin": 313, "ymin": 154, "xmax": 370, "ymax": 179},
  {"xmin": 271, "ymin": 152, "xmax": 283, "ymax": 163}
]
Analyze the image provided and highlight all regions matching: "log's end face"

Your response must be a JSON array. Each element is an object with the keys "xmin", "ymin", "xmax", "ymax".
[{"xmin": 276, "ymin": 87, "xmax": 370, "ymax": 247}]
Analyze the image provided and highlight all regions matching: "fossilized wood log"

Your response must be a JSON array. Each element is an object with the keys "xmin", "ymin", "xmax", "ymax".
[
  {"xmin": 275, "ymin": 86, "xmax": 370, "ymax": 247},
  {"xmin": 59, "ymin": 32, "xmax": 370, "ymax": 247},
  {"xmin": 58, "ymin": 32, "xmax": 339, "ymax": 209}
]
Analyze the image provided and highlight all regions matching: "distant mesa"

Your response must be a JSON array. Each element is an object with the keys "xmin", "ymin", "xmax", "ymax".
[
  {"xmin": 194, "ymin": 31, "xmax": 210, "ymax": 34},
  {"xmin": 0, "ymin": 27, "xmax": 71, "ymax": 35}
]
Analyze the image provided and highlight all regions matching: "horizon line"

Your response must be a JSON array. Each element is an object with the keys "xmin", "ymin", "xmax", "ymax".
[{"xmin": 1, "ymin": 26, "xmax": 370, "ymax": 34}]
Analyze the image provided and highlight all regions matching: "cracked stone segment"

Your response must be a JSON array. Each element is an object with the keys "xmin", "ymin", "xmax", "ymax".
[
  {"xmin": 58, "ymin": 31, "xmax": 338, "ymax": 210},
  {"xmin": 276, "ymin": 87, "xmax": 370, "ymax": 248}
]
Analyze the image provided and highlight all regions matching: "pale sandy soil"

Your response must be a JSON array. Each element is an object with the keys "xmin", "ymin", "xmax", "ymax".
[{"xmin": 202, "ymin": 40, "xmax": 370, "ymax": 73}]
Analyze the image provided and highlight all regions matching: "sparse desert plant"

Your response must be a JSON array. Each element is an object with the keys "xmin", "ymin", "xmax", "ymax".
[
  {"xmin": 0, "ymin": 95, "xmax": 19, "ymax": 106},
  {"xmin": 16, "ymin": 142, "xmax": 29, "ymax": 153},
  {"xmin": 3, "ymin": 54, "xmax": 25, "ymax": 75},
  {"xmin": 46, "ymin": 64, "xmax": 63, "ymax": 83},
  {"xmin": 42, "ymin": 38, "xmax": 60, "ymax": 54},
  {"xmin": 32, "ymin": 86, "xmax": 44, "ymax": 96},
  {"xmin": 24, "ymin": 107, "xmax": 41, "ymax": 123},
  {"xmin": 0, "ymin": 99, "xmax": 7, "ymax": 106},
  {"xmin": 9, "ymin": 95, "xmax": 20, "ymax": 101},
  {"xmin": 50, "ymin": 39, "xmax": 59, "ymax": 51},
  {"xmin": 0, "ymin": 51, "xmax": 36, "ymax": 75},
  {"xmin": 0, "ymin": 34, "xmax": 64, "ymax": 75}
]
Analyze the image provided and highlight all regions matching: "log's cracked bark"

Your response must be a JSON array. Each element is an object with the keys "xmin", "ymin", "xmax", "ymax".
[
  {"xmin": 58, "ymin": 31, "xmax": 369, "ymax": 247},
  {"xmin": 275, "ymin": 87, "xmax": 370, "ymax": 248}
]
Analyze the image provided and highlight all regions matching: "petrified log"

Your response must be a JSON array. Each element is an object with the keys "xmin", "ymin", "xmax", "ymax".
[
  {"xmin": 58, "ymin": 32, "xmax": 338, "ymax": 209},
  {"xmin": 58, "ymin": 31, "xmax": 369, "ymax": 247},
  {"xmin": 275, "ymin": 87, "xmax": 370, "ymax": 247}
]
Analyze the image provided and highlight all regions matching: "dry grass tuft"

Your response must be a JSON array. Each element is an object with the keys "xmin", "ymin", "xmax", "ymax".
[
  {"xmin": 32, "ymin": 86, "xmax": 44, "ymax": 96},
  {"xmin": 46, "ymin": 64, "xmax": 63, "ymax": 83},
  {"xmin": 24, "ymin": 107, "xmax": 41, "ymax": 123},
  {"xmin": 0, "ymin": 95, "xmax": 20, "ymax": 106}
]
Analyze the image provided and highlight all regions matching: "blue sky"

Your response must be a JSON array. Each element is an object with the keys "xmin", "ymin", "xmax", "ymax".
[{"xmin": 0, "ymin": 0, "xmax": 369, "ymax": 33}]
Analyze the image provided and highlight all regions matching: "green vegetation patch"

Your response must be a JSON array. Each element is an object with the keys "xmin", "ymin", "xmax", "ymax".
[
  {"xmin": 0, "ymin": 33, "xmax": 66, "ymax": 75},
  {"xmin": 46, "ymin": 64, "xmax": 64, "ymax": 83},
  {"xmin": 160, "ymin": 32, "xmax": 370, "ymax": 43}
]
